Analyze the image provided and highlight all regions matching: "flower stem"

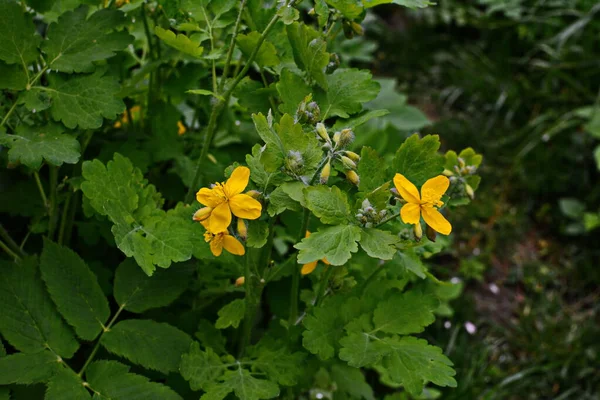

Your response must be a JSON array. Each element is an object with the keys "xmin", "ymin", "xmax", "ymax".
[
  {"xmin": 376, "ymin": 211, "xmax": 401, "ymax": 227},
  {"xmin": 219, "ymin": 0, "xmax": 248, "ymax": 92},
  {"xmin": 33, "ymin": 171, "xmax": 49, "ymax": 210},
  {"xmin": 288, "ymin": 208, "xmax": 310, "ymax": 327},
  {"xmin": 360, "ymin": 264, "xmax": 387, "ymax": 295},
  {"xmin": 314, "ymin": 265, "xmax": 335, "ymax": 307},
  {"xmin": 0, "ymin": 239, "xmax": 21, "ymax": 262},
  {"xmin": 0, "ymin": 100, "xmax": 18, "ymax": 128},
  {"xmin": 78, "ymin": 303, "xmax": 126, "ymax": 377},
  {"xmin": 239, "ymin": 252, "xmax": 254, "ymax": 358},
  {"xmin": 47, "ymin": 166, "xmax": 59, "ymax": 240},
  {"xmin": 0, "ymin": 223, "xmax": 25, "ymax": 258}
]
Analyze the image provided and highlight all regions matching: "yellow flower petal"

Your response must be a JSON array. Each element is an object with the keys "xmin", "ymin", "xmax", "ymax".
[
  {"xmin": 400, "ymin": 202, "xmax": 421, "ymax": 225},
  {"xmin": 223, "ymin": 234, "xmax": 245, "ymax": 255},
  {"xmin": 209, "ymin": 202, "xmax": 232, "ymax": 233},
  {"xmin": 421, "ymin": 175, "xmax": 449, "ymax": 205},
  {"xmin": 321, "ymin": 258, "xmax": 330, "ymax": 265},
  {"xmin": 193, "ymin": 207, "xmax": 212, "ymax": 221},
  {"xmin": 421, "ymin": 206, "xmax": 452, "ymax": 235},
  {"xmin": 209, "ymin": 235, "xmax": 223, "ymax": 256},
  {"xmin": 229, "ymin": 194, "xmax": 262, "ymax": 220},
  {"xmin": 196, "ymin": 188, "xmax": 223, "ymax": 208},
  {"xmin": 224, "ymin": 166, "xmax": 250, "ymax": 197},
  {"xmin": 177, "ymin": 121, "xmax": 186, "ymax": 136},
  {"xmin": 301, "ymin": 261, "xmax": 318, "ymax": 275},
  {"xmin": 393, "ymin": 173, "xmax": 420, "ymax": 204}
]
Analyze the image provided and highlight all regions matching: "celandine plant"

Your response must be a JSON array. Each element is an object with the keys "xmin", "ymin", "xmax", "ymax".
[{"xmin": 0, "ymin": 0, "xmax": 482, "ymax": 399}]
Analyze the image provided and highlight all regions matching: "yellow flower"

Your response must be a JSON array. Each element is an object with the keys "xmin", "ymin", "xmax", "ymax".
[
  {"xmin": 393, "ymin": 173, "xmax": 452, "ymax": 235},
  {"xmin": 177, "ymin": 121, "xmax": 186, "ymax": 136},
  {"xmin": 301, "ymin": 231, "xmax": 330, "ymax": 275},
  {"xmin": 113, "ymin": 105, "xmax": 141, "ymax": 128},
  {"xmin": 196, "ymin": 166, "xmax": 262, "ymax": 232},
  {"xmin": 204, "ymin": 230, "xmax": 245, "ymax": 257}
]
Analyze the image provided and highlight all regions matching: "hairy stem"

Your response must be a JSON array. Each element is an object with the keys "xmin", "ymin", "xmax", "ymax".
[
  {"xmin": 239, "ymin": 252, "xmax": 254, "ymax": 358},
  {"xmin": 47, "ymin": 166, "xmax": 59, "ymax": 240},
  {"xmin": 78, "ymin": 303, "xmax": 126, "ymax": 377},
  {"xmin": 0, "ymin": 223, "xmax": 25, "ymax": 257},
  {"xmin": 314, "ymin": 265, "xmax": 336, "ymax": 307},
  {"xmin": 376, "ymin": 211, "xmax": 401, "ymax": 227},
  {"xmin": 0, "ymin": 239, "xmax": 21, "ymax": 262},
  {"xmin": 360, "ymin": 264, "xmax": 386, "ymax": 295},
  {"xmin": 0, "ymin": 100, "xmax": 18, "ymax": 128},
  {"xmin": 288, "ymin": 208, "xmax": 310, "ymax": 327},
  {"xmin": 219, "ymin": 0, "xmax": 248, "ymax": 91}
]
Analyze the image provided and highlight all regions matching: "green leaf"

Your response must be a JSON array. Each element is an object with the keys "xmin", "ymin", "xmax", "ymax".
[
  {"xmin": 0, "ymin": 350, "xmax": 59, "ymax": 384},
  {"xmin": 296, "ymin": 225, "xmax": 361, "ymax": 265},
  {"xmin": 394, "ymin": 249, "xmax": 426, "ymax": 279},
  {"xmin": 357, "ymin": 146, "xmax": 387, "ymax": 193},
  {"xmin": 0, "ymin": 123, "xmax": 80, "ymax": 169},
  {"xmin": 0, "ymin": 0, "xmax": 41, "ymax": 65},
  {"xmin": 42, "ymin": 6, "xmax": 133, "ymax": 73},
  {"xmin": 180, "ymin": 342, "xmax": 226, "ymax": 391},
  {"xmin": 286, "ymin": 22, "xmax": 329, "ymax": 89},
  {"xmin": 40, "ymin": 239, "xmax": 110, "ymax": 341},
  {"xmin": 0, "ymin": 258, "xmax": 79, "ymax": 357},
  {"xmin": 154, "ymin": 27, "xmax": 204, "ymax": 58},
  {"xmin": 246, "ymin": 144, "xmax": 287, "ymax": 190},
  {"xmin": 277, "ymin": 4, "xmax": 300, "ymax": 24},
  {"xmin": 215, "ymin": 299, "xmax": 246, "ymax": 329},
  {"xmin": 101, "ymin": 319, "xmax": 193, "ymax": 374},
  {"xmin": 0, "ymin": 61, "xmax": 27, "ymax": 90},
  {"xmin": 330, "ymin": 364, "xmax": 375, "ymax": 400},
  {"xmin": 195, "ymin": 320, "xmax": 227, "ymax": 355},
  {"xmin": 305, "ymin": 185, "xmax": 351, "ymax": 225},
  {"xmin": 326, "ymin": 0, "xmax": 363, "ymax": 19},
  {"xmin": 247, "ymin": 220, "xmax": 269, "ymax": 248},
  {"xmin": 267, "ymin": 185, "xmax": 302, "ymax": 216},
  {"xmin": 26, "ymin": 70, "xmax": 125, "ymax": 130},
  {"xmin": 373, "ymin": 291, "xmax": 437, "ymax": 334},
  {"xmin": 248, "ymin": 339, "xmax": 306, "ymax": 386},
  {"xmin": 45, "ymin": 368, "xmax": 91, "ymax": 400},
  {"xmin": 359, "ymin": 228, "xmax": 398, "ymax": 260},
  {"xmin": 82, "ymin": 154, "xmax": 197, "ymax": 275},
  {"xmin": 236, "ymin": 32, "xmax": 279, "ymax": 67},
  {"xmin": 380, "ymin": 337, "xmax": 456, "ymax": 395},
  {"xmin": 276, "ymin": 68, "xmax": 311, "ymax": 115},
  {"xmin": 393, "ymin": 134, "xmax": 445, "ymax": 187},
  {"xmin": 595, "ymin": 145, "xmax": 600, "ymax": 170},
  {"xmin": 559, "ymin": 198, "xmax": 585, "ymax": 219},
  {"xmin": 316, "ymin": 69, "xmax": 380, "ymax": 119},
  {"xmin": 302, "ymin": 296, "xmax": 362, "ymax": 360},
  {"xmin": 314, "ymin": 0, "xmax": 330, "ymax": 29},
  {"xmin": 339, "ymin": 331, "xmax": 390, "ymax": 368},
  {"xmin": 332, "ymin": 109, "xmax": 390, "ymax": 131},
  {"xmin": 363, "ymin": 0, "xmax": 433, "ymax": 8},
  {"xmin": 113, "ymin": 259, "xmax": 194, "ymax": 313},
  {"xmin": 203, "ymin": 367, "xmax": 280, "ymax": 400},
  {"xmin": 85, "ymin": 360, "xmax": 183, "ymax": 399}
]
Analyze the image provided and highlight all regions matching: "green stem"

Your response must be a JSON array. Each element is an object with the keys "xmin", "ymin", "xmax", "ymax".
[
  {"xmin": 239, "ymin": 252, "xmax": 254, "ymax": 358},
  {"xmin": 47, "ymin": 166, "xmax": 59, "ymax": 240},
  {"xmin": 260, "ymin": 218, "xmax": 276, "ymax": 277},
  {"xmin": 314, "ymin": 264, "xmax": 335, "ymax": 307},
  {"xmin": 184, "ymin": 2, "xmax": 297, "ymax": 202},
  {"xmin": 33, "ymin": 171, "xmax": 49, "ymax": 210},
  {"xmin": 288, "ymin": 208, "xmax": 310, "ymax": 326},
  {"xmin": 219, "ymin": 0, "xmax": 248, "ymax": 92},
  {"xmin": 0, "ymin": 223, "xmax": 25, "ymax": 257},
  {"xmin": 57, "ymin": 194, "xmax": 71, "ymax": 245},
  {"xmin": 78, "ymin": 303, "xmax": 125, "ymax": 377},
  {"xmin": 200, "ymin": 5, "xmax": 218, "ymax": 93},
  {"xmin": 0, "ymin": 239, "xmax": 21, "ymax": 261},
  {"xmin": 0, "ymin": 100, "xmax": 18, "ymax": 128},
  {"xmin": 360, "ymin": 264, "xmax": 386, "ymax": 295},
  {"xmin": 141, "ymin": 3, "xmax": 154, "ymax": 59},
  {"xmin": 376, "ymin": 211, "xmax": 401, "ymax": 227}
]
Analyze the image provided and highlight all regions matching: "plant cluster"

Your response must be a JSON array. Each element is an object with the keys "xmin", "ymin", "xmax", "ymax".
[{"xmin": 0, "ymin": 0, "xmax": 482, "ymax": 399}]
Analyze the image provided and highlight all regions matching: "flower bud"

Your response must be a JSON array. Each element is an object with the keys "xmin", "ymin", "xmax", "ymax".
[
  {"xmin": 361, "ymin": 198, "xmax": 372, "ymax": 210},
  {"xmin": 326, "ymin": 53, "xmax": 340, "ymax": 74},
  {"xmin": 316, "ymin": 123, "xmax": 329, "ymax": 141},
  {"xmin": 341, "ymin": 155, "xmax": 357, "ymax": 170},
  {"xmin": 333, "ymin": 131, "xmax": 341, "ymax": 144},
  {"xmin": 350, "ymin": 21, "xmax": 364, "ymax": 36},
  {"xmin": 285, "ymin": 150, "xmax": 304, "ymax": 174},
  {"xmin": 342, "ymin": 20, "xmax": 354, "ymax": 39},
  {"xmin": 344, "ymin": 151, "xmax": 360, "ymax": 162},
  {"xmin": 245, "ymin": 190, "xmax": 261, "ymax": 199},
  {"xmin": 338, "ymin": 129, "xmax": 355, "ymax": 147},
  {"xmin": 308, "ymin": 7, "xmax": 315, "ymax": 15},
  {"xmin": 237, "ymin": 219, "xmax": 247, "ymax": 240},
  {"xmin": 426, "ymin": 224, "xmax": 436, "ymax": 242},
  {"xmin": 414, "ymin": 223, "xmax": 423, "ymax": 241},
  {"xmin": 208, "ymin": 154, "xmax": 217, "ymax": 164},
  {"xmin": 320, "ymin": 161, "xmax": 331, "ymax": 184},
  {"xmin": 235, "ymin": 276, "xmax": 245, "ymax": 287},
  {"xmin": 193, "ymin": 207, "xmax": 212, "ymax": 222},
  {"xmin": 307, "ymin": 101, "xmax": 321, "ymax": 122},
  {"xmin": 465, "ymin": 183, "xmax": 475, "ymax": 199},
  {"xmin": 390, "ymin": 187, "xmax": 399, "ymax": 197},
  {"xmin": 346, "ymin": 170, "xmax": 360, "ymax": 186},
  {"xmin": 458, "ymin": 157, "xmax": 466, "ymax": 169},
  {"xmin": 443, "ymin": 169, "xmax": 454, "ymax": 177}
]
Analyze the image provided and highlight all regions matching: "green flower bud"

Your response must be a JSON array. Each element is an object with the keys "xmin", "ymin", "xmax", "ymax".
[
  {"xmin": 443, "ymin": 169, "xmax": 454, "ymax": 177},
  {"xmin": 350, "ymin": 21, "xmax": 364, "ymax": 36},
  {"xmin": 333, "ymin": 131, "xmax": 341, "ymax": 144},
  {"xmin": 341, "ymin": 155, "xmax": 357, "ymax": 170},
  {"xmin": 344, "ymin": 150, "xmax": 360, "ymax": 162},
  {"xmin": 285, "ymin": 150, "xmax": 304, "ymax": 174},
  {"xmin": 316, "ymin": 123, "xmax": 329, "ymax": 141},
  {"xmin": 414, "ymin": 223, "xmax": 423, "ymax": 241},
  {"xmin": 308, "ymin": 7, "xmax": 315, "ymax": 15},
  {"xmin": 338, "ymin": 128, "xmax": 355, "ymax": 147},
  {"xmin": 342, "ymin": 21, "xmax": 354, "ymax": 39},
  {"xmin": 465, "ymin": 183, "xmax": 475, "ymax": 199},
  {"xmin": 326, "ymin": 53, "xmax": 340, "ymax": 74},
  {"xmin": 346, "ymin": 170, "xmax": 360, "ymax": 186},
  {"xmin": 320, "ymin": 161, "xmax": 331, "ymax": 184}
]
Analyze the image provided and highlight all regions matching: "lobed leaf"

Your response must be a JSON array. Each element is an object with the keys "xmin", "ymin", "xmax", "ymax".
[
  {"xmin": 304, "ymin": 185, "xmax": 351, "ymax": 225},
  {"xmin": 316, "ymin": 69, "xmax": 380, "ymax": 119},
  {"xmin": 0, "ymin": 350, "xmax": 60, "ymax": 385},
  {"xmin": 359, "ymin": 228, "xmax": 399, "ymax": 260},
  {"xmin": 45, "ymin": 368, "xmax": 91, "ymax": 400},
  {"xmin": 155, "ymin": 27, "xmax": 204, "ymax": 58},
  {"xmin": 296, "ymin": 225, "xmax": 362, "ymax": 265},
  {"xmin": 286, "ymin": 22, "xmax": 329, "ymax": 89},
  {"xmin": 372, "ymin": 291, "xmax": 438, "ymax": 334},
  {"xmin": 0, "ymin": 0, "xmax": 41, "ymax": 65},
  {"xmin": 215, "ymin": 299, "xmax": 246, "ymax": 329},
  {"xmin": 236, "ymin": 32, "xmax": 279, "ymax": 67},
  {"xmin": 393, "ymin": 134, "xmax": 445, "ymax": 187}
]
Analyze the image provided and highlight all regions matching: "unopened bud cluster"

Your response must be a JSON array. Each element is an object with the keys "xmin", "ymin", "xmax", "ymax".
[
  {"xmin": 355, "ymin": 199, "xmax": 387, "ymax": 228},
  {"xmin": 444, "ymin": 157, "xmax": 479, "ymax": 200},
  {"xmin": 296, "ymin": 96, "xmax": 321, "ymax": 125},
  {"xmin": 313, "ymin": 123, "xmax": 361, "ymax": 186}
]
